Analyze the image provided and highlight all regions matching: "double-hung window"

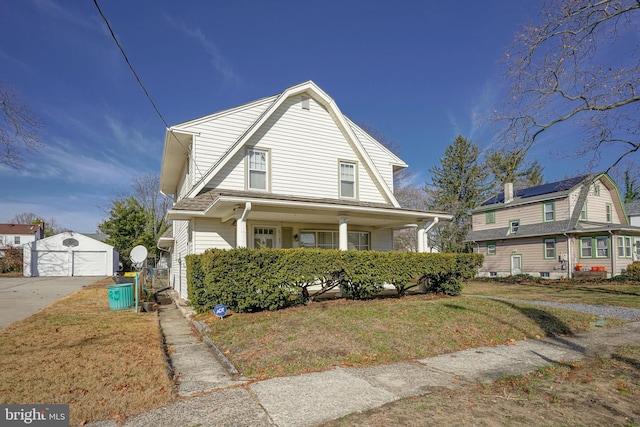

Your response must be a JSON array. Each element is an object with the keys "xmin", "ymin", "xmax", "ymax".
[
  {"xmin": 487, "ymin": 242, "xmax": 496, "ymax": 256},
  {"xmin": 580, "ymin": 203, "xmax": 587, "ymax": 221},
  {"xmin": 544, "ymin": 238, "xmax": 556, "ymax": 259},
  {"xmin": 248, "ymin": 149, "xmax": 268, "ymax": 190},
  {"xmin": 581, "ymin": 237, "xmax": 592, "ymax": 258},
  {"xmin": 543, "ymin": 201, "xmax": 555, "ymax": 222},
  {"xmin": 509, "ymin": 219, "xmax": 520, "ymax": 234},
  {"xmin": 596, "ymin": 236, "xmax": 609, "ymax": 258},
  {"xmin": 606, "ymin": 204, "xmax": 612, "ymax": 223},
  {"xmin": 340, "ymin": 162, "xmax": 356, "ymax": 198},
  {"xmin": 617, "ymin": 236, "xmax": 632, "ymax": 258}
]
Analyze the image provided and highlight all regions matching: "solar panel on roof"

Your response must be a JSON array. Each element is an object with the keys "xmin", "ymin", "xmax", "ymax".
[{"xmin": 480, "ymin": 175, "xmax": 591, "ymax": 206}]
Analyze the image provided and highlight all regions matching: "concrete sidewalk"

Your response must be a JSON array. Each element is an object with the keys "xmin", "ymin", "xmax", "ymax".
[{"xmin": 87, "ymin": 299, "xmax": 640, "ymax": 427}]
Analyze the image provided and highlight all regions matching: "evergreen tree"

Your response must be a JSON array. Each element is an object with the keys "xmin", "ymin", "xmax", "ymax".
[
  {"xmin": 99, "ymin": 197, "xmax": 150, "ymax": 270},
  {"xmin": 624, "ymin": 170, "xmax": 640, "ymax": 203},
  {"xmin": 426, "ymin": 135, "xmax": 489, "ymax": 253},
  {"xmin": 486, "ymin": 149, "xmax": 544, "ymax": 193}
]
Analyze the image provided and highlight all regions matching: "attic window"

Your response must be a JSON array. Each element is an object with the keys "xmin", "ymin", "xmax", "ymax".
[
  {"xmin": 301, "ymin": 96, "xmax": 310, "ymax": 110},
  {"xmin": 509, "ymin": 220, "xmax": 519, "ymax": 234}
]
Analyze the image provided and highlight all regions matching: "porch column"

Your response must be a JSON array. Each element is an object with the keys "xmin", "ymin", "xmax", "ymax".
[
  {"xmin": 235, "ymin": 202, "xmax": 252, "ymax": 248},
  {"xmin": 338, "ymin": 215, "xmax": 349, "ymax": 251},
  {"xmin": 417, "ymin": 220, "xmax": 427, "ymax": 253}
]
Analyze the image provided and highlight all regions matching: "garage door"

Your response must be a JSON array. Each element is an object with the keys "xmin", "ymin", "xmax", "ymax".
[
  {"xmin": 73, "ymin": 251, "xmax": 107, "ymax": 276},
  {"xmin": 34, "ymin": 251, "xmax": 70, "ymax": 276}
]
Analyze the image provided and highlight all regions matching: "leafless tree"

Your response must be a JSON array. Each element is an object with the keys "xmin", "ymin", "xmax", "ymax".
[
  {"xmin": 496, "ymin": 0, "xmax": 640, "ymax": 172},
  {"xmin": 0, "ymin": 81, "xmax": 41, "ymax": 168},
  {"xmin": 9, "ymin": 212, "xmax": 66, "ymax": 236}
]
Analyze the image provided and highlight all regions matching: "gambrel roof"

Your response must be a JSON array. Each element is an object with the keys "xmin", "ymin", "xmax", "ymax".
[{"xmin": 160, "ymin": 80, "xmax": 406, "ymax": 207}]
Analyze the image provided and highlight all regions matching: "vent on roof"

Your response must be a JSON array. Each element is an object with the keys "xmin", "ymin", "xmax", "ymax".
[{"xmin": 301, "ymin": 96, "xmax": 310, "ymax": 110}]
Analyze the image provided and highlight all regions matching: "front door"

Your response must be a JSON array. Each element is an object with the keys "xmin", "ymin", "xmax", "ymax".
[
  {"xmin": 510, "ymin": 254, "xmax": 522, "ymax": 275},
  {"xmin": 253, "ymin": 227, "xmax": 278, "ymax": 249}
]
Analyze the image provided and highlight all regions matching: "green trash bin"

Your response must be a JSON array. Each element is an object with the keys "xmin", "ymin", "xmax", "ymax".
[{"xmin": 108, "ymin": 283, "xmax": 134, "ymax": 310}]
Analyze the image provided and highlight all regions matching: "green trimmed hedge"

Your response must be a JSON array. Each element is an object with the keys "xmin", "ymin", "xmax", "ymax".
[{"xmin": 186, "ymin": 248, "xmax": 483, "ymax": 313}]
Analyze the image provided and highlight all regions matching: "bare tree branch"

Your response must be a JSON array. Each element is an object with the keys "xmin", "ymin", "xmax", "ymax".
[
  {"xmin": 495, "ymin": 0, "xmax": 640, "ymax": 171},
  {"xmin": 0, "ymin": 81, "xmax": 42, "ymax": 168}
]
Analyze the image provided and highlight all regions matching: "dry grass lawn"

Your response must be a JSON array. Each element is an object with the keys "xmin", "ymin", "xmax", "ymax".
[
  {"xmin": 200, "ymin": 293, "xmax": 623, "ymax": 380},
  {"xmin": 464, "ymin": 279, "xmax": 640, "ymax": 308},
  {"xmin": 0, "ymin": 278, "xmax": 174, "ymax": 426}
]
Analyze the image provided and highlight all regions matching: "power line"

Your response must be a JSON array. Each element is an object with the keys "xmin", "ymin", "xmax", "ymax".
[
  {"xmin": 93, "ymin": 0, "xmax": 170, "ymax": 129},
  {"xmin": 93, "ymin": 0, "xmax": 209, "ymax": 197}
]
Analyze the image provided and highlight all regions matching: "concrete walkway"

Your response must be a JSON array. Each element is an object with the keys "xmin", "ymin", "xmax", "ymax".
[{"xmin": 87, "ymin": 298, "xmax": 640, "ymax": 427}]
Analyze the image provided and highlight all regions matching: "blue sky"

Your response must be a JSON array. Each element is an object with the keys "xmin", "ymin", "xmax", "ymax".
[{"xmin": 0, "ymin": 0, "xmax": 602, "ymax": 232}]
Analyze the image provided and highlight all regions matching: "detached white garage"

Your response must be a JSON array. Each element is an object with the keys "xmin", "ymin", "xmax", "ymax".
[{"xmin": 23, "ymin": 231, "xmax": 119, "ymax": 277}]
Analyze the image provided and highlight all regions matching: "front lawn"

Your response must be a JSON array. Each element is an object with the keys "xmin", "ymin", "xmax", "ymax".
[
  {"xmin": 463, "ymin": 279, "xmax": 640, "ymax": 308},
  {"xmin": 200, "ymin": 291, "xmax": 622, "ymax": 380}
]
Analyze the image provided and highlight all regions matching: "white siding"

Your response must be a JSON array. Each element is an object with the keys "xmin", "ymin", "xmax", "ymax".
[
  {"xmin": 349, "ymin": 122, "xmax": 398, "ymax": 192},
  {"xmin": 193, "ymin": 218, "xmax": 235, "ymax": 253},
  {"xmin": 172, "ymin": 220, "xmax": 190, "ymax": 300},
  {"xmin": 204, "ymin": 96, "xmax": 388, "ymax": 204},
  {"xmin": 180, "ymin": 98, "xmax": 275, "ymax": 184}
]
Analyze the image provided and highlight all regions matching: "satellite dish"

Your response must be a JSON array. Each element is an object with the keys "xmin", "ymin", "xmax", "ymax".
[{"xmin": 130, "ymin": 245, "xmax": 148, "ymax": 270}]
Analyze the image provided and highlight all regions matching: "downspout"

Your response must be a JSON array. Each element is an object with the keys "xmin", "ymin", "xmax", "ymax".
[
  {"xmin": 609, "ymin": 230, "xmax": 615, "ymax": 278},
  {"xmin": 236, "ymin": 202, "xmax": 252, "ymax": 248},
  {"xmin": 563, "ymin": 232, "xmax": 572, "ymax": 279},
  {"xmin": 418, "ymin": 217, "xmax": 439, "ymax": 252}
]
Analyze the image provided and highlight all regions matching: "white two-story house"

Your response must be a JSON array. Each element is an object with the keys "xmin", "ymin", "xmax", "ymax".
[
  {"xmin": 158, "ymin": 81, "xmax": 450, "ymax": 299},
  {"xmin": 466, "ymin": 173, "xmax": 640, "ymax": 279}
]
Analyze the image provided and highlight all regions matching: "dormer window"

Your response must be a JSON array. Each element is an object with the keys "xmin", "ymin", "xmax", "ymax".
[
  {"xmin": 247, "ymin": 149, "xmax": 268, "ymax": 191},
  {"xmin": 509, "ymin": 219, "xmax": 520, "ymax": 234}
]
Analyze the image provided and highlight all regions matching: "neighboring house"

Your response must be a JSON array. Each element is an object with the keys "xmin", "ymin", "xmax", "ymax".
[
  {"xmin": 0, "ymin": 223, "xmax": 45, "ymax": 249},
  {"xmin": 158, "ymin": 80, "xmax": 449, "ymax": 300},
  {"xmin": 465, "ymin": 173, "xmax": 640, "ymax": 279},
  {"xmin": 626, "ymin": 200, "xmax": 640, "ymax": 228},
  {"xmin": 23, "ymin": 231, "xmax": 119, "ymax": 277}
]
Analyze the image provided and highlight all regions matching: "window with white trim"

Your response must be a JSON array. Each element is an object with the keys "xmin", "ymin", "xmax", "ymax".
[
  {"xmin": 580, "ymin": 203, "xmax": 587, "ymax": 221},
  {"xmin": 618, "ymin": 236, "xmax": 632, "ymax": 258},
  {"xmin": 339, "ymin": 162, "xmax": 356, "ymax": 198},
  {"xmin": 299, "ymin": 230, "xmax": 370, "ymax": 250},
  {"xmin": 248, "ymin": 149, "xmax": 268, "ymax": 190},
  {"xmin": 509, "ymin": 219, "xmax": 520, "ymax": 234},
  {"xmin": 14, "ymin": 236, "xmax": 20, "ymax": 245},
  {"xmin": 606, "ymin": 203, "xmax": 612, "ymax": 223}
]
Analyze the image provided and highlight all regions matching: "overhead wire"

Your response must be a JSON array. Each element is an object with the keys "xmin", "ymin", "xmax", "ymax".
[{"xmin": 93, "ymin": 0, "xmax": 210, "ymax": 199}]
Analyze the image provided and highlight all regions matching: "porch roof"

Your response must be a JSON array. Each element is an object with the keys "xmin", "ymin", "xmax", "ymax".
[
  {"xmin": 466, "ymin": 220, "xmax": 640, "ymax": 243},
  {"xmin": 167, "ymin": 189, "xmax": 450, "ymax": 228}
]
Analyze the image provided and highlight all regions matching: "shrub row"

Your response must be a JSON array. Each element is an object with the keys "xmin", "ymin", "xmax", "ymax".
[{"xmin": 186, "ymin": 249, "xmax": 483, "ymax": 313}]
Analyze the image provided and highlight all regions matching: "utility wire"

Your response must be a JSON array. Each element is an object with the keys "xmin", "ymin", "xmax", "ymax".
[
  {"xmin": 93, "ymin": 0, "xmax": 211, "ymax": 199},
  {"xmin": 93, "ymin": 0, "xmax": 170, "ymax": 129}
]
